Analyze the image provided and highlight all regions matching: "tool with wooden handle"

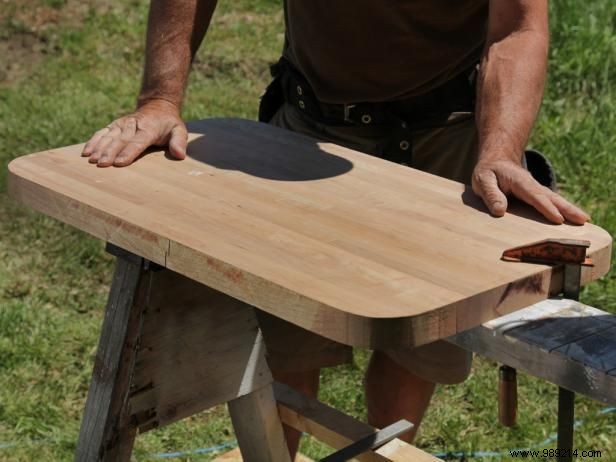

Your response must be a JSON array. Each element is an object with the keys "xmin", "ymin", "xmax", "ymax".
[{"xmin": 498, "ymin": 365, "xmax": 517, "ymax": 427}]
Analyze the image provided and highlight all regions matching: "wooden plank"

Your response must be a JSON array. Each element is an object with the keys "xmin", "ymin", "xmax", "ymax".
[
  {"xmin": 128, "ymin": 269, "xmax": 273, "ymax": 431},
  {"xmin": 213, "ymin": 448, "xmax": 314, "ymax": 462},
  {"xmin": 376, "ymin": 439, "xmax": 442, "ymax": 461},
  {"xmin": 8, "ymin": 119, "xmax": 612, "ymax": 348},
  {"xmin": 554, "ymin": 326, "xmax": 616, "ymax": 373},
  {"xmin": 228, "ymin": 384, "xmax": 292, "ymax": 462},
  {"xmin": 482, "ymin": 298, "xmax": 616, "ymax": 334},
  {"xmin": 448, "ymin": 299, "xmax": 616, "ymax": 406},
  {"xmin": 274, "ymin": 382, "xmax": 441, "ymax": 462},
  {"xmin": 505, "ymin": 316, "xmax": 611, "ymax": 352},
  {"xmin": 75, "ymin": 256, "xmax": 147, "ymax": 462}
]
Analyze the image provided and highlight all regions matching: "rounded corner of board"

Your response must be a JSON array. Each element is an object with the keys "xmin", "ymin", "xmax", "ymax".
[
  {"xmin": 7, "ymin": 156, "xmax": 26, "ymax": 176},
  {"xmin": 7, "ymin": 150, "xmax": 52, "ymax": 175},
  {"xmin": 6, "ymin": 157, "xmax": 29, "ymax": 192}
]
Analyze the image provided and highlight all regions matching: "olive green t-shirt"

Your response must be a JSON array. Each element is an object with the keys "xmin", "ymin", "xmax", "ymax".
[{"xmin": 283, "ymin": 0, "xmax": 488, "ymax": 103}]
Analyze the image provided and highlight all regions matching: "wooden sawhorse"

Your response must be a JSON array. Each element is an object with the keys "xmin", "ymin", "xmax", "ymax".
[
  {"xmin": 75, "ymin": 244, "xmax": 291, "ymax": 461},
  {"xmin": 75, "ymin": 245, "xmax": 441, "ymax": 462}
]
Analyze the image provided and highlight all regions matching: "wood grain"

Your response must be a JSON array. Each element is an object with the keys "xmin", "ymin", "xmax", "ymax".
[
  {"xmin": 213, "ymin": 448, "xmax": 313, "ymax": 462},
  {"xmin": 8, "ymin": 118, "xmax": 612, "ymax": 347},
  {"xmin": 75, "ymin": 255, "xmax": 147, "ymax": 461},
  {"xmin": 228, "ymin": 385, "xmax": 292, "ymax": 462},
  {"xmin": 128, "ymin": 269, "xmax": 273, "ymax": 432}
]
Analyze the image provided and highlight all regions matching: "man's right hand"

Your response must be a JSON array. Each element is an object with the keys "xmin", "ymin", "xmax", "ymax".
[{"xmin": 81, "ymin": 99, "xmax": 188, "ymax": 167}]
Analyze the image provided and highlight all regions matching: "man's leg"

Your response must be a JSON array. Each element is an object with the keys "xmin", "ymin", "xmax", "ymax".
[
  {"xmin": 365, "ymin": 341, "xmax": 472, "ymax": 442},
  {"xmin": 365, "ymin": 351, "xmax": 435, "ymax": 443},
  {"xmin": 255, "ymin": 308, "xmax": 353, "ymax": 459},
  {"xmin": 264, "ymin": 102, "xmax": 385, "ymax": 458}
]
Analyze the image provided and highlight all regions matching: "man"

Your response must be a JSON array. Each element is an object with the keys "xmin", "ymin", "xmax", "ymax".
[{"xmin": 82, "ymin": 0, "xmax": 589, "ymax": 457}]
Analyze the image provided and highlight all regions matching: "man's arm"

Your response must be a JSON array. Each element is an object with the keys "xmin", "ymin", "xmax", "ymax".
[
  {"xmin": 472, "ymin": 0, "xmax": 589, "ymax": 224},
  {"xmin": 82, "ymin": 0, "xmax": 218, "ymax": 167}
]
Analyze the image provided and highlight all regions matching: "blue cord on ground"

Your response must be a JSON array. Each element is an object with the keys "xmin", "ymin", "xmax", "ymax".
[
  {"xmin": 1, "ymin": 407, "xmax": 614, "ymax": 460},
  {"xmin": 147, "ymin": 441, "xmax": 237, "ymax": 459}
]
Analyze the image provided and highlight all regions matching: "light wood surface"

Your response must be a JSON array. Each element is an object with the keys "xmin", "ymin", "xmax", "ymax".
[
  {"xmin": 448, "ymin": 298, "xmax": 616, "ymax": 405},
  {"xmin": 213, "ymin": 448, "xmax": 313, "ymax": 462},
  {"xmin": 8, "ymin": 118, "xmax": 612, "ymax": 347},
  {"xmin": 228, "ymin": 385, "xmax": 292, "ymax": 462}
]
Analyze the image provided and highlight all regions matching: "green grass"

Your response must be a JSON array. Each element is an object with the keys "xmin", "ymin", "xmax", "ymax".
[{"xmin": 0, "ymin": 0, "xmax": 615, "ymax": 460}]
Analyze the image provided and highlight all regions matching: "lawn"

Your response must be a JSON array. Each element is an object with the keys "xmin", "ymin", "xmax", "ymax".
[{"xmin": 0, "ymin": 0, "xmax": 614, "ymax": 460}]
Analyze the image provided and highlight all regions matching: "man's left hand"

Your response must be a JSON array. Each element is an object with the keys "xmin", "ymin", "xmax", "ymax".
[{"xmin": 471, "ymin": 158, "xmax": 590, "ymax": 225}]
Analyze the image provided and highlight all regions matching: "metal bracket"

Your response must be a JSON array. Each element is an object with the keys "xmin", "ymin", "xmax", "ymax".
[
  {"xmin": 501, "ymin": 238, "xmax": 593, "ymax": 266},
  {"xmin": 556, "ymin": 263, "xmax": 582, "ymax": 462},
  {"xmin": 319, "ymin": 419, "xmax": 413, "ymax": 462}
]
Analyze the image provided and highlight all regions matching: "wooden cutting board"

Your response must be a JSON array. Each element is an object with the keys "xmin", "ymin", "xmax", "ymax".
[{"xmin": 7, "ymin": 118, "xmax": 612, "ymax": 348}]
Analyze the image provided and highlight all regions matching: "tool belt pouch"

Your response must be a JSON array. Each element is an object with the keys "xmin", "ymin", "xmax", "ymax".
[
  {"xmin": 258, "ymin": 60, "xmax": 286, "ymax": 123},
  {"xmin": 524, "ymin": 149, "xmax": 558, "ymax": 192},
  {"xmin": 261, "ymin": 57, "xmax": 340, "ymax": 124}
]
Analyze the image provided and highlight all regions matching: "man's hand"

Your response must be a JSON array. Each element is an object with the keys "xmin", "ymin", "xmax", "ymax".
[
  {"xmin": 472, "ymin": 158, "xmax": 590, "ymax": 225},
  {"xmin": 81, "ymin": 99, "xmax": 188, "ymax": 167},
  {"xmin": 82, "ymin": 0, "xmax": 217, "ymax": 167}
]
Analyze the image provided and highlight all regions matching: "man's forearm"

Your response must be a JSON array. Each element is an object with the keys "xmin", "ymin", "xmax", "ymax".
[
  {"xmin": 476, "ymin": 1, "xmax": 549, "ymax": 163},
  {"xmin": 138, "ymin": 0, "xmax": 218, "ymax": 109},
  {"xmin": 470, "ymin": 0, "xmax": 587, "ymax": 225}
]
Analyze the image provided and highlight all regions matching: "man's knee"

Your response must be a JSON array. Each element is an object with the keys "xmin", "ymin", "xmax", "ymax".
[{"xmin": 383, "ymin": 340, "xmax": 473, "ymax": 385}]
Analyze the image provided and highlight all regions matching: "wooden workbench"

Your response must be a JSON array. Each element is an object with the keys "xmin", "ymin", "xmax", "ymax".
[{"xmin": 7, "ymin": 118, "xmax": 612, "ymax": 461}]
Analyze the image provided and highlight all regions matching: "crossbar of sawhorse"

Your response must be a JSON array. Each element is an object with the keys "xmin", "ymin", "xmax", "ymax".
[
  {"xmin": 274, "ymin": 382, "xmax": 443, "ymax": 462},
  {"xmin": 75, "ymin": 244, "xmax": 291, "ymax": 462},
  {"xmin": 321, "ymin": 420, "xmax": 413, "ymax": 462},
  {"xmin": 448, "ymin": 298, "xmax": 616, "ymax": 461}
]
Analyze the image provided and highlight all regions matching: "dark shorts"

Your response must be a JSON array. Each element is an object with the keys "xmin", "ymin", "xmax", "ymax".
[{"xmin": 257, "ymin": 102, "xmax": 477, "ymax": 384}]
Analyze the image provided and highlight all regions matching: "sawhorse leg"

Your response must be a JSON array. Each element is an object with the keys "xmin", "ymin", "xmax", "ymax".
[
  {"xmin": 228, "ymin": 385, "xmax": 291, "ymax": 461},
  {"xmin": 74, "ymin": 248, "xmax": 144, "ymax": 460},
  {"xmin": 557, "ymin": 263, "xmax": 581, "ymax": 462},
  {"xmin": 557, "ymin": 388, "xmax": 575, "ymax": 462},
  {"xmin": 75, "ymin": 245, "xmax": 290, "ymax": 461},
  {"xmin": 494, "ymin": 261, "xmax": 581, "ymax": 461}
]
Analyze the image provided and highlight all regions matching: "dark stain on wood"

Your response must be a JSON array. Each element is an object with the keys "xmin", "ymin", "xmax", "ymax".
[
  {"xmin": 225, "ymin": 267, "xmax": 244, "ymax": 283},
  {"xmin": 498, "ymin": 274, "xmax": 545, "ymax": 306},
  {"xmin": 70, "ymin": 201, "xmax": 161, "ymax": 244},
  {"xmin": 206, "ymin": 256, "xmax": 244, "ymax": 283}
]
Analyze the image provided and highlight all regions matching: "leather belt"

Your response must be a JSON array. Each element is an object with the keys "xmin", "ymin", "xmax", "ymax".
[{"xmin": 275, "ymin": 58, "xmax": 477, "ymax": 128}]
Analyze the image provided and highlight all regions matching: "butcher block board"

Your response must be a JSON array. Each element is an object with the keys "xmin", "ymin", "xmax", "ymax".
[{"xmin": 7, "ymin": 118, "xmax": 612, "ymax": 348}]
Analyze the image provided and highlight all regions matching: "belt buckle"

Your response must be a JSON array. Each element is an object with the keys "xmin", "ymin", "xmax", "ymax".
[{"xmin": 343, "ymin": 104, "xmax": 356, "ymax": 123}]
